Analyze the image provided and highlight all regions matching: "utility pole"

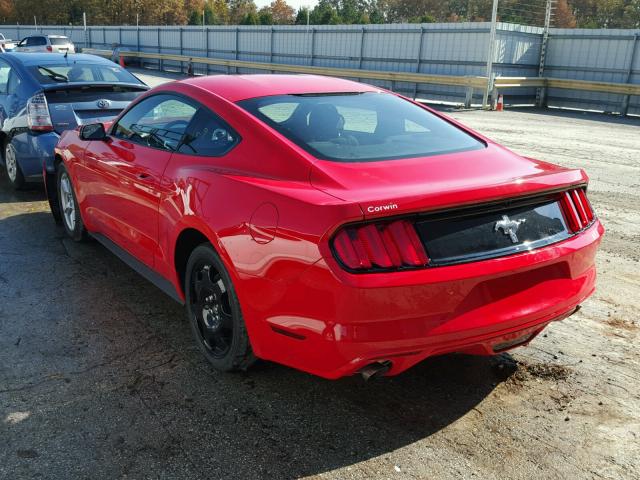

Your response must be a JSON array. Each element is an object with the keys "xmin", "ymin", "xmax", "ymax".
[
  {"xmin": 482, "ymin": 0, "xmax": 499, "ymax": 108},
  {"xmin": 536, "ymin": 0, "xmax": 553, "ymax": 107},
  {"xmin": 34, "ymin": 15, "xmax": 37, "ymax": 32},
  {"xmin": 83, "ymin": 11, "xmax": 88, "ymax": 48}
]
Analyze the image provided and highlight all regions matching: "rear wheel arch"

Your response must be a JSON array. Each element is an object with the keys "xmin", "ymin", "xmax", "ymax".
[
  {"xmin": 46, "ymin": 154, "xmax": 64, "ymax": 223},
  {"xmin": 0, "ymin": 132, "xmax": 7, "ymax": 160},
  {"xmin": 174, "ymin": 228, "xmax": 231, "ymax": 297}
]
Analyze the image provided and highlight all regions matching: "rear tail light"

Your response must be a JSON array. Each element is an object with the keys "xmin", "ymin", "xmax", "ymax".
[
  {"xmin": 46, "ymin": 45, "xmax": 52, "ymax": 52},
  {"xmin": 27, "ymin": 92, "xmax": 54, "ymax": 132},
  {"xmin": 332, "ymin": 219, "xmax": 429, "ymax": 272},
  {"xmin": 560, "ymin": 187, "xmax": 595, "ymax": 232}
]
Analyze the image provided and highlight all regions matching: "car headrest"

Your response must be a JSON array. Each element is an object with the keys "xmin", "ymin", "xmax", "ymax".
[{"xmin": 308, "ymin": 103, "xmax": 343, "ymax": 141}]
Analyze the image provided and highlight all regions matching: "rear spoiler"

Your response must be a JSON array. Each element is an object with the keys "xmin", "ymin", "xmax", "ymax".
[{"xmin": 40, "ymin": 82, "xmax": 149, "ymax": 92}]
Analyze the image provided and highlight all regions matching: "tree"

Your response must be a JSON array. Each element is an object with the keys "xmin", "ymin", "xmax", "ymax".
[
  {"xmin": 270, "ymin": 0, "xmax": 295, "ymax": 23},
  {"xmin": 623, "ymin": 0, "xmax": 640, "ymax": 27},
  {"xmin": 555, "ymin": 0, "xmax": 578, "ymax": 27},
  {"xmin": 230, "ymin": 0, "xmax": 258, "ymax": 24},
  {"xmin": 240, "ymin": 10, "xmax": 259, "ymax": 24},
  {"xmin": 258, "ymin": 6, "xmax": 274, "ymax": 24},
  {"xmin": 210, "ymin": 0, "xmax": 230, "ymax": 24},
  {"xmin": 295, "ymin": 7, "xmax": 311, "ymax": 24},
  {"xmin": 310, "ymin": 0, "xmax": 341, "ymax": 24}
]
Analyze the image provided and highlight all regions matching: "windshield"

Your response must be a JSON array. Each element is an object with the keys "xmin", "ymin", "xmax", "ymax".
[
  {"xmin": 239, "ymin": 92, "xmax": 484, "ymax": 162},
  {"xmin": 30, "ymin": 63, "xmax": 141, "ymax": 85}
]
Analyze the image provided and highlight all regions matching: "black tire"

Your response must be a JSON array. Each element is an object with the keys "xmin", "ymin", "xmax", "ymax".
[
  {"xmin": 57, "ymin": 164, "xmax": 87, "ymax": 242},
  {"xmin": 4, "ymin": 140, "xmax": 26, "ymax": 190},
  {"xmin": 185, "ymin": 244, "xmax": 255, "ymax": 372}
]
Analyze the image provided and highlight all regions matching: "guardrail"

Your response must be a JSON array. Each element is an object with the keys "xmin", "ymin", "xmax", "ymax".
[{"xmin": 83, "ymin": 48, "xmax": 640, "ymax": 115}]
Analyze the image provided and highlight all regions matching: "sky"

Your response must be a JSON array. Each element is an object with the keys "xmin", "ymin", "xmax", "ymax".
[{"xmin": 254, "ymin": 0, "xmax": 317, "ymax": 10}]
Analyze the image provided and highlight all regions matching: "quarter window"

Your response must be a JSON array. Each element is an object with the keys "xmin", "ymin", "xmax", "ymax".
[
  {"xmin": 178, "ymin": 108, "xmax": 239, "ymax": 156},
  {"xmin": 112, "ymin": 94, "xmax": 197, "ymax": 152},
  {"xmin": 0, "ymin": 61, "xmax": 10, "ymax": 94}
]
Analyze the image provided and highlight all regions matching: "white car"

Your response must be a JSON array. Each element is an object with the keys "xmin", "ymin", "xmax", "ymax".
[
  {"xmin": 0, "ymin": 33, "xmax": 16, "ymax": 52},
  {"xmin": 15, "ymin": 35, "xmax": 75, "ymax": 54}
]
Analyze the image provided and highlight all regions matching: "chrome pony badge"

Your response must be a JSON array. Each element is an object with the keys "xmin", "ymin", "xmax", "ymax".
[
  {"xmin": 96, "ymin": 99, "xmax": 111, "ymax": 109},
  {"xmin": 494, "ymin": 215, "xmax": 526, "ymax": 243}
]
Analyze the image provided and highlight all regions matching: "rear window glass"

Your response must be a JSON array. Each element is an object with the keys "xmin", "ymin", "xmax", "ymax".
[
  {"xmin": 239, "ymin": 92, "xmax": 484, "ymax": 162},
  {"xmin": 50, "ymin": 37, "xmax": 71, "ymax": 45},
  {"xmin": 29, "ymin": 63, "xmax": 141, "ymax": 85}
]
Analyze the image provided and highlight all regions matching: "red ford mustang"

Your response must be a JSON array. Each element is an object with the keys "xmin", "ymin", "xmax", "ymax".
[{"xmin": 49, "ymin": 74, "xmax": 603, "ymax": 379}]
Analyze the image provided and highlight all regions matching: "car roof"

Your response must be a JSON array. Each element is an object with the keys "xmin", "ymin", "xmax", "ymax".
[
  {"xmin": 21, "ymin": 34, "xmax": 68, "ymax": 38},
  {"xmin": 5, "ymin": 53, "xmax": 111, "ymax": 66},
  {"xmin": 179, "ymin": 74, "xmax": 382, "ymax": 102}
]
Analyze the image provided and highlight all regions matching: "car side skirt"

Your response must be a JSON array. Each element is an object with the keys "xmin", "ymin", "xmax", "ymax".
[{"xmin": 91, "ymin": 232, "xmax": 184, "ymax": 305}]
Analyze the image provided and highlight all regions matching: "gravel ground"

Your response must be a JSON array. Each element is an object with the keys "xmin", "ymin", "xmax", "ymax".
[{"xmin": 0, "ymin": 73, "xmax": 638, "ymax": 479}]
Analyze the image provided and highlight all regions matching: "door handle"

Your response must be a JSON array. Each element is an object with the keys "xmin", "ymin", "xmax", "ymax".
[{"xmin": 137, "ymin": 173, "xmax": 151, "ymax": 179}]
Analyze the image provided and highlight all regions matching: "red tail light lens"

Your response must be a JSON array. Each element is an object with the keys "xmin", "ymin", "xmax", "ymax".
[
  {"xmin": 332, "ymin": 220, "xmax": 429, "ymax": 272},
  {"xmin": 560, "ymin": 188, "xmax": 595, "ymax": 232},
  {"xmin": 46, "ymin": 45, "xmax": 52, "ymax": 52}
]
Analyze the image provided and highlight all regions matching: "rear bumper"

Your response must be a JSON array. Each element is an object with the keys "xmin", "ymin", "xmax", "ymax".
[
  {"xmin": 11, "ymin": 131, "xmax": 59, "ymax": 181},
  {"xmin": 244, "ymin": 220, "xmax": 604, "ymax": 379}
]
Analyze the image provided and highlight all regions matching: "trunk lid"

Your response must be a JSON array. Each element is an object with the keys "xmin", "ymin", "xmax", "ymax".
[
  {"xmin": 43, "ymin": 83, "xmax": 148, "ymax": 134},
  {"xmin": 309, "ymin": 143, "xmax": 587, "ymax": 219}
]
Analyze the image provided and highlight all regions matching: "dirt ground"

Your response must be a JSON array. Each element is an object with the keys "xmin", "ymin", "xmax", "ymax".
[{"xmin": 0, "ymin": 77, "xmax": 638, "ymax": 479}]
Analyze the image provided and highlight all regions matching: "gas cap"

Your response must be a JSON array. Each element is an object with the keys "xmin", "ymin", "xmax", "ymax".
[{"xmin": 249, "ymin": 203, "xmax": 279, "ymax": 244}]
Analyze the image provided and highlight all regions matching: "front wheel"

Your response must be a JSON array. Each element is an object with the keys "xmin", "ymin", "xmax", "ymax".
[
  {"xmin": 185, "ymin": 244, "xmax": 255, "ymax": 372},
  {"xmin": 57, "ymin": 164, "xmax": 87, "ymax": 242},
  {"xmin": 4, "ymin": 141, "xmax": 25, "ymax": 190}
]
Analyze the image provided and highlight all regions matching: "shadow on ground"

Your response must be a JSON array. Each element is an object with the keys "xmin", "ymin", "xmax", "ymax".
[
  {"xmin": 0, "ymin": 172, "xmax": 47, "ymax": 204},
  {"xmin": 0, "ymin": 209, "xmax": 516, "ymax": 479}
]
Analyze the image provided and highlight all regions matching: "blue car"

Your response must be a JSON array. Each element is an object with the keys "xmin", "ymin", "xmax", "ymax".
[{"xmin": 0, "ymin": 52, "xmax": 148, "ymax": 190}]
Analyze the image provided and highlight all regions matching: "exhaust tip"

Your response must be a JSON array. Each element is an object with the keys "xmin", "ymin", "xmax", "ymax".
[{"xmin": 360, "ymin": 361, "xmax": 392, "ymax": 381}]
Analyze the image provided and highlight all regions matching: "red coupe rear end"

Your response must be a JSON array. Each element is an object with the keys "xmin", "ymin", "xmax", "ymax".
[{"xmin": 53, "ymin": 75, "xmax": 603, "ymax": 379}]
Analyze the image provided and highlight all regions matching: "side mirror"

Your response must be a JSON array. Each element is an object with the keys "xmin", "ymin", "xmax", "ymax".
[{"xmin": 80, "ymin": 123, "xmax": 107, "ymax": 141}]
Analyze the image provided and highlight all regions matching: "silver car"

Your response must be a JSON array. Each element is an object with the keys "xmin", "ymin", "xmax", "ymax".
[{"xmin": 15, "ymin": 35, "xmax": 75, "ymax": 54}]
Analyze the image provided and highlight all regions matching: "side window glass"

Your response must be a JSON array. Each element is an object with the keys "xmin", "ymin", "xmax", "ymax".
[
  {"xmin": 178, "ymin": 108, "xmax": 239, "ymax": 156},
  {"xmin": 113, "ymin": 94, "xmax": 197, "ymax": 152},
  {"xmin": 0, "ymin": 63, "xmax": 10, "ymax": 94},
  {"xmin": 7, "ymin": 70, "xmax": 21, "ymax": 95}
]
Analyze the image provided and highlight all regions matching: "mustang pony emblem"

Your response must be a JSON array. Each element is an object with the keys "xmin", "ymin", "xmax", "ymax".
[{"xmin": 494, "ymin": 215, "xmax": 526, "ymax": 243}]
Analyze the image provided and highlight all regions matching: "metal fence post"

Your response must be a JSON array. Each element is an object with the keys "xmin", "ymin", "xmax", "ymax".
[
  {"xmin": 118, "ymin": 27, "xmax": 122, "ymax": 48},
  {"xmin": 157, "ymin": 27, "xmax": 163, "ymax": 72},
  {"xmin": 179, "ymin": 27, "xmax": 184, "ymax": 73},
  {"xmin": 358, "ymin": 27, "xmax": 365, "ymax": 70},
  {"xmin": 310, "ymin": 27, "xmax": 315, "ymax": 66},
  {"xmin": 205, "ymin": 27, "xmax": 210, "ymax": 75},
  {"xmin": 270, "ymin": 27, "xmax": 275, "ymax": 73},
  {"xmin": 464, "ymin": 83, "xmax": 474, "ymax": 108},
  {"xmin": 621, "ymin": 33, "xmax": 639, "ymax": 117},
  {"xmin": 235, "ymin": 27, "xmax": 239, "ymax": 74},
  {"xmin": 413, "ymin": 26, "xmax": 424, "ymax": 100}
]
